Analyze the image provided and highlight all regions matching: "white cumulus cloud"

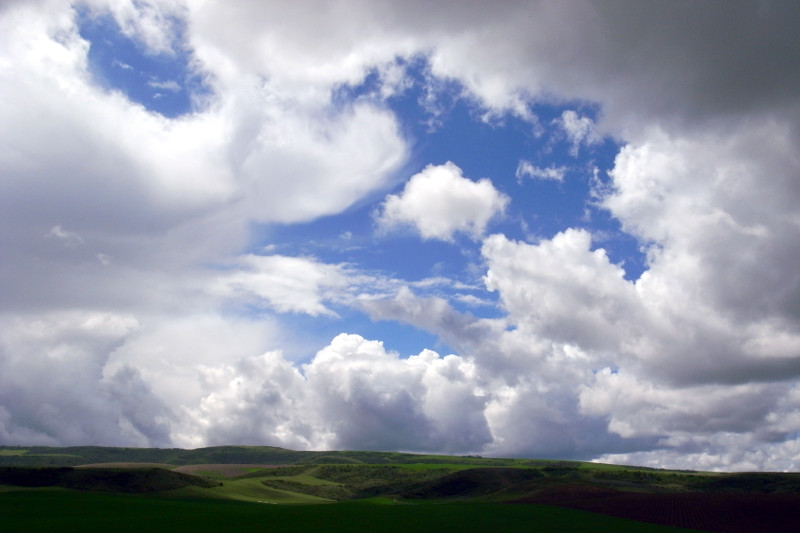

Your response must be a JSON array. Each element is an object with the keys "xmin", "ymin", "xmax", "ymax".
[
  {"xmin": 378, "ymin": 162, "xmax": 508, "ymax": 241},
  {"xmin": 176, "ymin": 333, "xmax": 492, "ymax": 454}
]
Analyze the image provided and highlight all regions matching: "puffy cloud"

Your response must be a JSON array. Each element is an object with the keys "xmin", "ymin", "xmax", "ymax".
[
  {"xmin": 358, "ymin": 285, "xmax": 647, "ymax": 459},
  {"xmin": 606, "ymin": 122, "xmax": 800, "ymax": 325},
  {"xmin": 303, "ymin": 334, "xmax": 491, "ymax": 452},
  {"xmin": 590, "ymin": 380, "xmax": 800, "ymax": 472},
  {"xmin": 483, "ymin": 230, "xmax": 642, "ymax": 353},
  {"xmin": 178, "ymin": 334, "xmax": 492, "ymax": 454},
  {"xmin": 378, "ymin": 162, "xmax": 509, "ymax": 241},
  {"xmin": 179, "ymin": 350, "xmax": 314, "ymax": 449},
  {"xmin": 599, "ymin": 120, "xmax": 800, "ymax": 387}
]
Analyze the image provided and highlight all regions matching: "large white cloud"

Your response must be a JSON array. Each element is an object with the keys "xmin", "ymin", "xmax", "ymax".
[
  {"xmin": 606, "ymin": 122, "xmax": 800, "ymax": 329},
  {"xmin": 303, "ymin": 334, "xmax": 491, "ymax": 452},
  {"xmin": 472, "ymin": 116, "xmax": 800, "ymax": 467},
  {"xmin": 483, "ymin": 230, "xmax": 642, "ymax": 354},
  {"xmin": 178, "ymin": 349, "xmax": 314, "ymax": 450},
  {"xmin": 176, "ymin": 334, "xmax": 492, "ymax": 454}
]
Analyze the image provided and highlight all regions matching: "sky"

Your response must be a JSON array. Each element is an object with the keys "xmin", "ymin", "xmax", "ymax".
[{"xmin": 2, "ymin": 0, "xmax": 800, "ymax": 471}]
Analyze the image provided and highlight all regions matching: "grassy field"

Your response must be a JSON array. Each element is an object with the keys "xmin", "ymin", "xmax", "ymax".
[
  {"xmin": 0, "ymin": 449, "xmax": 28, "ymax": 457},
  {"xmin": 0, "ymin": 488, "xmax": 703, "ymax": 533},
  {"xmin": 194, "ymin": 477, "xmax": 332, "ymax": 504}
]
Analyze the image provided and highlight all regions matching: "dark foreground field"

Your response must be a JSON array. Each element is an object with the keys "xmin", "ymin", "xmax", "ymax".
[
  {"xmin": 3, "ymin": 445, "xmax": 800, "ymax": 533},
  {"xmin": 0, "ymin": 489, "xmax": 702, "ymax": 533}
]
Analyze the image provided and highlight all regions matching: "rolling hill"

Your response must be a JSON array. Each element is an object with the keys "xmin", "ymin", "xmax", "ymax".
[{"xmin": 2, "ymin": 445, "xmax": 800, "ymax": 532}]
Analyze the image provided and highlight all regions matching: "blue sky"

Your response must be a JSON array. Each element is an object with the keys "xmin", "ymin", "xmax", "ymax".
[
  {"xmin": 2, "ymin": 1, "xmax": 800, "ymax": 471},
  {"xmin": 78, "ymin": 7, "xmax": 635, "ymax": 359},
  {"xmin": 77, "ymin": 6, "xmax": 203, "ymax": 117}
]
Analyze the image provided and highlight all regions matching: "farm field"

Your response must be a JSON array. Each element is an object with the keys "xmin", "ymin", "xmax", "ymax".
[
  {"xmin": 0, "ymin": 489, "xmax": 703, "ymax": 533},
  {"xmin": 2, "ymin": 445, "xmax": 800, "ymax": 532}
]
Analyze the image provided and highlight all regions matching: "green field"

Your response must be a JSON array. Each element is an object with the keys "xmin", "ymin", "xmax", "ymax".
[
  {"xmin": 0, "ymin": 489, "xmax": 702, "ymax": 533},
  {"xmin": 0, "ymin": 449, "xmax": 28, "ymax": 457}
]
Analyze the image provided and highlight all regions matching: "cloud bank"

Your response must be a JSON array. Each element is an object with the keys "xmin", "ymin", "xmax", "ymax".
[{"xmin": 2, "ymin": 0, "xmax": 800, "ymax": 472}]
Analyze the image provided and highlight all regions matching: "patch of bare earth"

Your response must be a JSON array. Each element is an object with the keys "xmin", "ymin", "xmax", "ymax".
[
  {"xmin": 513, "ymin": 484, "xmax": 800, "ymax": 533},
  {"xmin": 172, "ymin": 464, "xmax": 282, "ymax": 478}
]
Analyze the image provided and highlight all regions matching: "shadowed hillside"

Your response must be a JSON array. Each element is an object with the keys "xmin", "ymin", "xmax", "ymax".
[
  {"xmin": 0, "ymin": 466, "xmax": 219, "ymax": 492},
  {"xmin": 402, "ymin": 467, "xmax": 545, "ymax": 498}
]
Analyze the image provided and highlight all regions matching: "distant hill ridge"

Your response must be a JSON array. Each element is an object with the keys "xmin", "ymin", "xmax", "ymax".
[
  {"xmin": 0, "ymin": 445, "xmax": 525, "ymax": 467},
  {"xmin": 5, "ymin": 445, "xmax": 800, "ymax": 532}
]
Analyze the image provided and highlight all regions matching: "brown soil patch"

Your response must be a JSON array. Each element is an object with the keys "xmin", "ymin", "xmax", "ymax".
[
  {"xmin": 514, "ymin": 484, "xmax": 800, "ymax": 533},
  {"xmin": 172, "ymin": 464, "xmax": 281, "ymax": 478}
]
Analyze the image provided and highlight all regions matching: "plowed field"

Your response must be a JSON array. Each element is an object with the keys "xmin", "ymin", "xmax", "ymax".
[
  {"xmin": 173, "ymin": 464, "xmax": 280, "ymax": 477},
  {"xmin": 515, "ymin": 484, "xmax": 800, "ymax": 533}
]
